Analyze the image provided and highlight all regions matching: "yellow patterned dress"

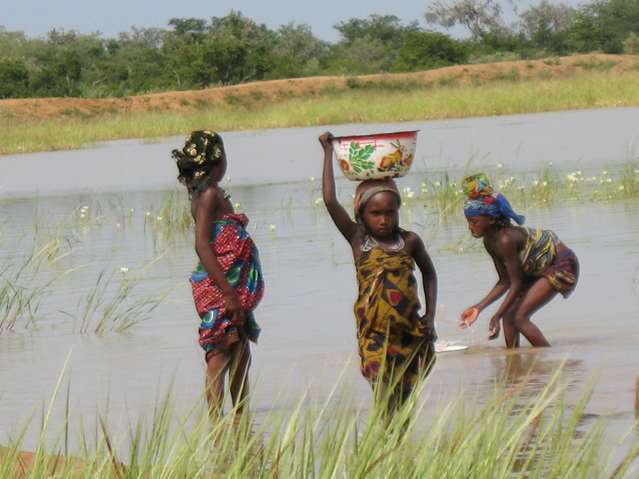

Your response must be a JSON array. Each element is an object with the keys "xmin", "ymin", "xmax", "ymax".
[
  {"xmin": 354, "ymin": 247, "xmax": 435, "ymax": 391},
  {"xmin": 519, "ymin": 227, "xmax": 579, "ymax": 297}
]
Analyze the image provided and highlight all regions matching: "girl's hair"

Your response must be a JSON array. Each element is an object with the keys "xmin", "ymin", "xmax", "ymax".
[
  {"xmin": 172, "ymin": 130, "xmax": 224, "ymax": 193},
  {"xmin": 494, "ymin": 215, "xmax": 512, "ymax": 228}
]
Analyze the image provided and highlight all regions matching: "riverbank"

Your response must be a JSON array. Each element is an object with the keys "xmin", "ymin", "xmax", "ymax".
[{"xmin": 1, "ymin": 54, "xmax": 638, "ymax": 155}]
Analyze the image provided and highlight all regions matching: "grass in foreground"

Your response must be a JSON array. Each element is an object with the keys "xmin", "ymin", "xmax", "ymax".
[
  {"xmin": 1, "ymin": 364, "xmax": 637, "ymax": 478},
  {"xmin": 2, "ymin": 70, "xmax": 639, "ymax": 155}
]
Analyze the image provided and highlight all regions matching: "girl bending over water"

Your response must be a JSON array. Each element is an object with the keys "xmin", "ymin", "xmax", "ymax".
[
  {"xmin": 173, "ymin": 131, "xmax": 264, "ymax": 418},
  {"xmin": 460, "ymin": 173, "xmax": 579, "ymax": 348},
  {"xmin": 319, "ymin": 132, "xmax": 437, "ymax": 409}
]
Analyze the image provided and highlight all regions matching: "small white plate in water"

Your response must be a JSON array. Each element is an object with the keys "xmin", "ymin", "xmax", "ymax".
[{"xmin": 435, "ymin": 341, "xmax": 469, "ymax": 353}]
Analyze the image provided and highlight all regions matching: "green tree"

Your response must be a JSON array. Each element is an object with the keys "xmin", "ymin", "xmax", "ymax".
[
  {"xmin": 270, "ymin": 23, "xmax": 328, "ymax": 78},
  {"xmin": 329, "ymin": 37, "xmax": 388, "ymax": 73},
  {"xmin": 0, "ymin": 59, "xmax": 30, "ymax": 98},
  {"xmin": 334, "ymin": 14, "xmax": 416, "ymax": 46},
  {"xmin": 569, "ymin": 0, "xmax": 639, "ymax": 53},
  {"xmin": 330, "ymin": 15, "xmax": 419, "ymax": 73},
  {"xmin": 623, "ymin": 31, "xmax": 639, "ymax": 53},
  {"xmin": 425, "ymin": 0, "xmax": 509, "ymax": 40},
  {"xmin": 163, "ymin": 12, "xmax": 275, "ymax": 87},
  {"xmin": 396, "ymin": 31, "xmax": 468, "ymax": 70},
  {"xmin": 519, "ymin": 0, "xmax": 575, "ymax": 52}
]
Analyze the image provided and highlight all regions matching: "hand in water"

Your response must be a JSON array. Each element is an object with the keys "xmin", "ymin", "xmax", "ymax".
[
  {"xmin": 459, "ymin": 307, "xmax": 480, "ymax": 329},
  {"xmin": 488, "ymin": 316, "xmax": 501, "ymax": 340}
]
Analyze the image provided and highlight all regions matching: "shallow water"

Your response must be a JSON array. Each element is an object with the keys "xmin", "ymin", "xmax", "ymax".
[{"xmin": 0, "ymin": 109, "xmax": 638, "ymax": 461}]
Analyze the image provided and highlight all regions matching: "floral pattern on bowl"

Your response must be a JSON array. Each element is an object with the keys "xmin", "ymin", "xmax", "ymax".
[{"xmin": 331, "ymin": 130, "xmax": 419, "ymax": 181}]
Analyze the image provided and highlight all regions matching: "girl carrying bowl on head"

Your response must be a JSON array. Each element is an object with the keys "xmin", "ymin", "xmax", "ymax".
[{"xmin": 319, "ymin": 131, "xmax": 437, "ymax": 412}]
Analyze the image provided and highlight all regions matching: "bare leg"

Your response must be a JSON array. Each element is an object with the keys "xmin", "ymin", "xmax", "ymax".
[
  {"xmin": 229, "ymin": 340, "xmax": 252, "ymax": 415},
  {"xmin": 502, "ymin": 295, "xmax": 525, "ymax": 349},
  {"xmin": 206, "ymin": 352, "xmax": 231, "ymax": 420},
  {"xmin": 513, "ymin": 278, "xmax": 557, "ymax": 347}
]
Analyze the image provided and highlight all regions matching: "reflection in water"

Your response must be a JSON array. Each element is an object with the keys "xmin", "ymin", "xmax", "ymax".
[
  {"xmin": 491, "ymin": 352, "xmax": 583, "ymax": 396},
  {"xmin": 489, "ymin": 352, "xmax": 595, "ymax": 475}
]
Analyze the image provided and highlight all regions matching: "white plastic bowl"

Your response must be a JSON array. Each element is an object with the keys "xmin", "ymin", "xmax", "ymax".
[{"xmin": 332, "ymin": 130, "xmax": 418, "ymax": 181}]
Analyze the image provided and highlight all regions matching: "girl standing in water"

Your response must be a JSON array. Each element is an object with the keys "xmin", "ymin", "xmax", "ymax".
[
  {"xmin": 173, "ymin": 131, "xmax": 264, "ymax": 418},
  {"xmin": 460, "ymin": 173, "xmax": 579, "ymax": 347},
  {"xmin": 319, "ymin": 132, "xmax": 437, "ymax": 408}
]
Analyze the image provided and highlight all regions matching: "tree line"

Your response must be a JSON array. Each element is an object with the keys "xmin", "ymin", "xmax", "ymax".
[{"xmin": 1, "ymin": 0, "xmax": 638, "ymax": 99}]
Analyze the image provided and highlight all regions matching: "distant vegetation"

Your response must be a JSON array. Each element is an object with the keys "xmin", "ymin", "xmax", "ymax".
[{"xmin": 1, "ymin": 0, "xmax": 639, "ymax": 99}]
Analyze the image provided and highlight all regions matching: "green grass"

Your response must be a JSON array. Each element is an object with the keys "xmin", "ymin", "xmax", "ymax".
[
  {"xmin": 3, "ymin": 71, "xmax": 639, "ymax": 155},
  {"xmin": 574, "ymin": 57, "xmax": 619, "ymax": 71},
  {"xmin": 149, "ymin": 161, "xmax": 639, "ymax": 241},
  {"xmin": 61, "ymin": 269, "xmax": 166, "ymax": 334},
  {"xmin": 0, "ymin": 229, "xmax": 79, "ymax": 331},
  {"xmin": 1, "ymin": 364, "xmax": 637, "ymax": 478},
  {"xmin": 417, "ymin": 161, "xmax": 639, "ymax": 220}
]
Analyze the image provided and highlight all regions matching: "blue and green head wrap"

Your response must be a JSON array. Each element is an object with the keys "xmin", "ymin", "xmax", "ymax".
[{"xmin": 462, "ymin": 173, "xmax": 525, "ymax": 225}]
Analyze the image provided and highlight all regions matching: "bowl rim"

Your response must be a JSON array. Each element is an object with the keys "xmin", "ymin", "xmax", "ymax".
[{"xmin": 332, "ymin": 130, "xmax": 419, "ymax": 143}]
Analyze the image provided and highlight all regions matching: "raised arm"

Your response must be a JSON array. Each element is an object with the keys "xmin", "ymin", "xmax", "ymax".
[
  {"xmin": 194, "ymin": 189, "xmax": 244, "ymax": 325},
  {"xmin": 319, "ymin": 132, "xmax": 359, "ymax": 242},
  {"xmin": 408, "ymin": 233, "xmax": 437, "ymax": 339}
]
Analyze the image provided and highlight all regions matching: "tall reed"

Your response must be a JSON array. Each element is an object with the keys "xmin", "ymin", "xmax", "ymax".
[{"xmin": 1, "ymin": 364, "xmax": 636, "ymax": 478}]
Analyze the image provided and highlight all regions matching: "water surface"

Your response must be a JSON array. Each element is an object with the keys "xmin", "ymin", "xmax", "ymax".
[{"xmin": 0, "ymin": 109, "xmax": 638, "ymax": 460}]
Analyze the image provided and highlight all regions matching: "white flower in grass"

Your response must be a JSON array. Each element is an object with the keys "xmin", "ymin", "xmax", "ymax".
[
  {"xmin": 314, "ymin": 198, "xmax": 323, "ymax": 205},
  {"xmin": 497, "ymin": 163, "xmax": 504, "ymax": 169},
  {"xmin": 269, "ymin": 224, "xmax": 276, "ymax": 231},
  {"xmin": 156, "ymin": 216, "xmax": 163, "ymax": 221},
  {"xmin": 619, "ymin": 185, "xmax": 625, "ymax": 191},
  {"xmin": 120, "ymin": 267, "xmax": 129, "ymax": 273}
]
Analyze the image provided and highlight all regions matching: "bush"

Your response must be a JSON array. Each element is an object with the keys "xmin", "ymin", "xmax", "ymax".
[
  {"xmin": 623, "ymin": 32, "xmax": 639, "ymax": 53},
  {"xmin": 0, "ymin": 59, "xmax": 30, "ymax": 98},
  {"xmin": 396, "ymin": 31, "xmax": 468, "ymax": 70}
]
